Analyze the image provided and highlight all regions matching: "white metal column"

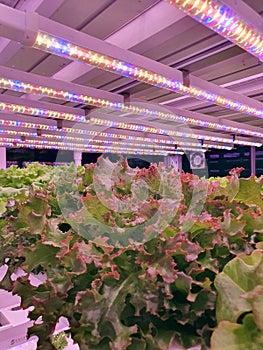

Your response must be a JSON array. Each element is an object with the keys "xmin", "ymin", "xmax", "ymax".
[
  {"xmin": 164, "ymin": 155, "xmax": 182, "ymax": 171},
  {"xmin": 251, "ymin": 146, "xmax": 256, "ymax": 175},
  {"xmin": 74, "ymin": 151, "xmax": 82, "ymax": 166},
  {"xmin": 0, "ymin": 147, "xmax": 6, "ymax": 169}
]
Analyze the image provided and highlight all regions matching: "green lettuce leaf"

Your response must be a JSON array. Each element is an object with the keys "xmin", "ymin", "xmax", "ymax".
[
  {"xmin": 215, "ymin": 249, "xmax": 263, "ymax": 323},
  {"xmin": 211, "ymin": 314, "xmax": 263, "ymax": 350}
]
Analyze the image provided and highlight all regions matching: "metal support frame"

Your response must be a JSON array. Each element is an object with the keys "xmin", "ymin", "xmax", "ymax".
[
  {"xmin": 1, "ymin": 4, "xmax": 263, "ymax": 115},
  {"xmin": 74, "ymin": 151, "xmax": 82, "ymax": 166},
  {"xmin": 0, "ymin": 67, "xmax": 262, "ymax": 146},
  {"xmin": 164, "ymin": 154, "xmax": 182, "ymax": 171},
  {"xmin": 0, "ymin": 147, "xmax": 6, "ymax": 169},
  {"xmin": 251, "ymin": 146, "xmax": 256, "ymax": 175}
]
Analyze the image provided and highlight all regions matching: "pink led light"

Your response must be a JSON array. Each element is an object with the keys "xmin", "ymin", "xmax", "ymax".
[
  {"xmin": 0, "ymin": 128, "xmax": 176, "ymax": 150},
  {"xmin": 1, "ymin": 77, "xmax": 263, "ymax": 140},
  {"xmin": 0, "ymin": 136, "xmax": 173, "ymax": 155},
  {"xmin": 0, "ymin": 100, "xmax": 234, "ymax": 145},
  {"xmin": 0, "ymin": 101, "xmax": 85, "ymax": 122},
  {"xmin": 33, "ymin": 32, "xmax": 263, "ymax": 119},
  {"xmin": 0, "ymin": 118, "xmax": 235, "ymax": 150},
  {"xmin": 91, "ymin": 117, "xmax": 260, "ymax": 147},
  {"xmin": 0, "ymin": 112, "xmax": 258, "ymax": 149},
  {"xmin": 168, "ymin": 0, "xmax": 263, "ymax": 62}
]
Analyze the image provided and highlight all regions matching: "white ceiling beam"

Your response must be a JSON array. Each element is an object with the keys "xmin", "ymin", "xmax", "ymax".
[
  {"xmin": 221, "ymin": 0, "xmax": 263, "ymax": 33},
  {"xmin": 53, "ymin": 1, "xmax": 187, "ymax": 82},
  {"xmin": 37, "ymin": 12, "xmax": 263, "ymax": 115},
  {"xmin": 0, "ymin": 93, "xmax": 237, "ymax": 143},
  {"xmin": 0, "ymin": 0, "xmax": 65, "ymax": 65},
  {"xmin": 160, "ymin": 70, "xmax": 263, "ymax": 109},
  {"xmin": 0, "ymin": 66, "xmax": 123, "ymax": 103},
  {"xmin": 1, "ymin": 66, "xmax": 263, "ymax": 142},
  {"xmin": 1, "ymin": 5, "xmax": 263, "ymax": 120},
  {"xmin": 0, "ymin": 5, "xmax": 38, "ymax": 46},
  {"xmin": 0, "ymin": 94, "xmax": 85, "ymax": 116},
  {"xmin": 167, "ymin": 0, "xmax": 263, "ymax": 63}
]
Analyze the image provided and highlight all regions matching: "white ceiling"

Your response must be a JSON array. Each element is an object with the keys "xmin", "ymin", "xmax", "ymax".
[{"xmin": 0, "ymin": 0, "xmax": 262, "ymax": 153}]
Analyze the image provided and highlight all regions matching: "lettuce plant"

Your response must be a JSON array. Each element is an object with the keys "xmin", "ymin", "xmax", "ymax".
[
  {"xmin": 211, "ymin": 249, "xmax": 263, "ymax": 350},
  {"xmin": 0, "ymin": 160, "xmax": 262, "ymax": 349}
]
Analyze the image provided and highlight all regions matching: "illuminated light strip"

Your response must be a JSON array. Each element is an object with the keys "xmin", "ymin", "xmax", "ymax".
[
  {"xmin": 91, "ymin": 117, "xmax": 261, "ymax": 147},
  {"xmin": 0, "ymin": 138, "xmax": 226, "ymax": 153},
  {"xmin": 167, "ymin": 0, "xmax": 263, "ymax": 62},
  {"xmin": 0, "ymin": 128, "xmax": 176, "ymax": 150},
  {"xmin": 0, "ymin": 125, "xmax": 232, "ymax": 150},
  {"xmin": 0, "ymin": 117, "xmax": 177, "ymax": 145},
  {"xmin": 0, "ymin": 140, "xmax": 173, "ymax": 155},
  {"xmin": 0, "ymin": 101, "xmax": 239, "ymax": 144},
  {"xmin": 0, "ymin": 110, "xmax": 258, "ymax": 148},
  {"xmin": 0, "ymin": 101, "xmax": 85, "ymax": 122},
  {"xmin": 0, "ymin": 100, "xmax": 259, "ymax": 147},
  {"xmin": 32, "ymin": 32, "xmax": 263, "ymax": 119},
  {"xmin": 43, "ymin": 133, "xmax": 230, "ymax": 150},
  {"xmin": 0, "ymin": 136, "xmax": 174, "ymax": 155},
  {"xmin": 202, "ymin": 144, "xmax": 231, "ymax": 150},
  {"xmin": 234, "ymin": 139, "xmax": 261, "ymax": 146},
  {"xmin": 1, "ymin": 77, "xmax": 263, "ymax": 139},
  {"xmin": 0, "ymin": 77, "xmax": 123, "ymax": 110},
  {"xmin": 0, "ymin": 137, "xmax": 164, "ymax": 153}
]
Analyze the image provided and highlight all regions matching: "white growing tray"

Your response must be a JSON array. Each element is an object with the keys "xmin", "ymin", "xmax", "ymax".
[
  {"xmin": 0, "ymin": 288, "xmax": 37, "ymax": 349},
  {"xmin": 0, "ymin": 308, "xmax": 34, "ymax": 349},
  {"xmin": 0, "ymin": 289, "xmax": 21, "ymax": 310},
  {"xmin": 7, "ymin": 336, "xmax": 38, "ymax": 350},
  {"xmin": 0, "ymin": 284, "xmax": 78, "ymax": 349}
]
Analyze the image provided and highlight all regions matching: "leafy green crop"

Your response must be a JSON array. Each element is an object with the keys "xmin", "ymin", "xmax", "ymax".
[
  {"xmin": 0, "ymin": 163, "xmax": 55, "ymax": 216},
  {"xmin": 0, "ymin": 160, "xmax": 262, "ymax": 349},
  {"xmin": 0, "ymin": 163, "xmax": 55, "ymax": 188},
  {"xmin": 211, "ymin": 249, "xmax": 263, "ymax": 350}
]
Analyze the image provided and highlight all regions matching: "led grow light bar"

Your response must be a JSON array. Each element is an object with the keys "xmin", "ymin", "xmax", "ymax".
[
  {"xmin": 0, "ymin": 128, "xmax": 176, "ymax": 151},
  {"xmin": 0, "ymin": 101, "xmax": 85, "ymax": 122},
  {"xmin": 33, "ymin": 32, "xmax": 263, "ymax": 119},
  {"xmin": 0, "ymin": 136, "xmax": 175, "ymax": 155},
  {"xmin": 92, "ymin": 117, "xmax": 261, "ymax": 147},
  {"xmin": 167, "ymin": 0, "xmax": 263, "ymax": 62},
  {"xmin": 0, "ymin": 117, "xmax": 175, "ymax": 145},
  {"xmin": 0, "ymin": 100, "xmax": 251, "ymax": 147},
  {"xmin": 0, "ymin": 140, "xmax": 173, "ymax": 155},
  {"xmin": 0, "ymin": 127, "xmax": 232, "ymax": 150},
  {"xmin": 1, "ymin": 77, "xmax": 263, "ymax": 139}
]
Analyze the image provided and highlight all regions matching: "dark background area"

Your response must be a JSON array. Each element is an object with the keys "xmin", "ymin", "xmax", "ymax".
[
  {"xmin": 6, "ymin": 146, "xmax": 263, "ymax": 177},
  {"xmin": 183, "ymin": 146, "xmax": 263, "ymax": 177}
]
